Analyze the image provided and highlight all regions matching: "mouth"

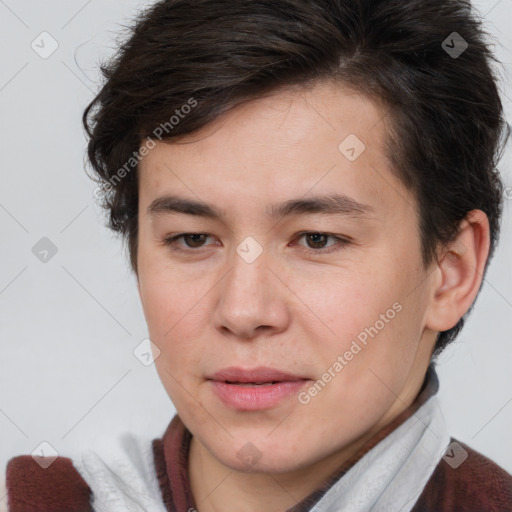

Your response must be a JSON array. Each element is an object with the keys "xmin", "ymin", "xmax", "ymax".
[
  {"xmin": 209, "ymin": 366, "xmax": 308, "ymax": 383},
  {"xmin": 223, "ymin": 381, "xmax": 280, "ymax": 386},
  {"xmin": 207, "ymin": 366, "xmax": 310, "ymax": 410}
]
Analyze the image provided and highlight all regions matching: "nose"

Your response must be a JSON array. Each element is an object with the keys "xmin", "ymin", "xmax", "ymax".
[{"xmin": 211, "ymin": 244, "xmax": 290, "ymax": 340}]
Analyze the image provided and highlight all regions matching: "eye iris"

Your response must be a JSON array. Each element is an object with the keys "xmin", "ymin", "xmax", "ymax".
[
  {"xmin": 185, "ymin": 234, "xmax": 206, "ymax": 248},
  {"xmin": 307, "ymin": 233, "xmax": 327, "ymax": 249}
]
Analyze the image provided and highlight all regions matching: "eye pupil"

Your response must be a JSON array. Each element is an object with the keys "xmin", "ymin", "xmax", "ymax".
[
  {"xmin": 185, "ymin": 234, "xmax": 206, "ymax": 247},
  {"xmin": 307, "ymin": 233, "xmax": 327, "ymax": 248}
]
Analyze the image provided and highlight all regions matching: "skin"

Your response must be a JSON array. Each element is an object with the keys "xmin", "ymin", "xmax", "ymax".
[{"xmin": 136, "ymin": 80, "xmax": 490, "ymax": 511}]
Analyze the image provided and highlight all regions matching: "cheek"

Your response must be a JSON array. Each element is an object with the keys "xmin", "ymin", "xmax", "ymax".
[
  {"xmin": 138, "ymin": 253, "xmax": 202, "ymax": 331},
  {"xmin": 138, "ymin": 274, "xmax": 206, "ymax": 387},
  {"xmin": 299, "ymin": 261, "xmax": 422, "ymax": 376},
  {"xmin": 291, "ymin": 265, "xmax": 399, "ymax": 340}
]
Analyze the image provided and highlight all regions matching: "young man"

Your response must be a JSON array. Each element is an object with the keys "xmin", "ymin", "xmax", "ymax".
[{"xmin": 4, "ymin": 0, "xmax": 512, "ymax": 510}]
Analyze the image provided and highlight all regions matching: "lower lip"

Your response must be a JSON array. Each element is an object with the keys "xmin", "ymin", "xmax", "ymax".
[{"xmin": 209, "ymin": 380, "xmax": 309, "ymax": 411}]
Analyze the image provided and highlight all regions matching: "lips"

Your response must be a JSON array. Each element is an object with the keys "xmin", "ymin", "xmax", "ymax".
[
  {"xmin": 209, "ymin": 366, "xmax": 307, "ymax": 384},
  {"xmin": 208, "ymin": 366, "xmax": 310, "ymax": 410}
]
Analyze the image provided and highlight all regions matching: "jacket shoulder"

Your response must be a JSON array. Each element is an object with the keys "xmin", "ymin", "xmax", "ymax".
[
  {"xmin": 412, "ymin": 438, "xmax": 512, "ymax": 511},
  {"xmin": 5, "ymin": 455, "xmax": 93, "ymax": 512}
]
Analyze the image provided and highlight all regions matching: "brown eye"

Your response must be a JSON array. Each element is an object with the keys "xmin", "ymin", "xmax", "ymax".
[
  {"xmin": 163, "ymin": 233, "xmax": 214, "ymax": 253},
  {"xmin": 182, "ymin": 234, "xmax": 208, "ymax": 248},
  {"xmin": 305, "ymin": 233, "xmax": 329, "ymax": 249},
  {"xmin": 294, "ymin": 232, "xmax": 351, "ymax": 254}
]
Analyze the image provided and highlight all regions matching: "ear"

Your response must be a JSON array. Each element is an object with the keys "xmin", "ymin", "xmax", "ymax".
[{"xmin": 425, "ymin": 209, "xmax": 490, "ymax": 332}]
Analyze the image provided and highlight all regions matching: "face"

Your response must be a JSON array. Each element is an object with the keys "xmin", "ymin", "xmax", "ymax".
[{"xmin": 136, "ymin": 80, "xmax": 438, "ymax": 474}]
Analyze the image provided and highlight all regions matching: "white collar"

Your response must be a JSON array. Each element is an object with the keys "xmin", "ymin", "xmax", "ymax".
[{"xmin": 309, "ymin": 392, "xmax": 450, "ymax": 512}]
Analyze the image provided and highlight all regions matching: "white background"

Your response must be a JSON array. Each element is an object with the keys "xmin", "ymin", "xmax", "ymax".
[{"xmin": 1, "ymin": 0, "xmax": 511, "ymax": 494}]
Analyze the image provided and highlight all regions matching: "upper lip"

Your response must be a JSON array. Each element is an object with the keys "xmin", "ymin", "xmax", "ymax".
[{"xmin": 209, "ymin": 366, "xmax": 308, "ymax": 383}]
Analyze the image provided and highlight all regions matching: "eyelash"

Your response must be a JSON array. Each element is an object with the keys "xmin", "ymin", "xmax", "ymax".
[{"xmin": 162, "ymin": 232, "xmax": 351, "ymax": 255}]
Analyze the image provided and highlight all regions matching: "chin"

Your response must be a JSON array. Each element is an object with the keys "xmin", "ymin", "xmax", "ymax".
[{"xmin": 207, "ymin": 436, "xmax": 313, "ymax": 474}]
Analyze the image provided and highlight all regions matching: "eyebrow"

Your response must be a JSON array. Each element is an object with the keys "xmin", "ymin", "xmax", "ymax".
[{"xmin": 147, "ymin": 193, "xmax": 375, "ymax": 220}]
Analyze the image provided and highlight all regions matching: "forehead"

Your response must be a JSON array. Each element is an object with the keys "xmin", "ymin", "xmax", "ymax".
[{"xmin": 137, "ymin": 80, "xmax": 413, "ymax": 223}]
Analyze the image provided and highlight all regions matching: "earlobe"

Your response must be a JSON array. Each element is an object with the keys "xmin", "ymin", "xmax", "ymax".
[{"xmin": 425, "ymin": 209, "xmax": 490, "ymax": 332}]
